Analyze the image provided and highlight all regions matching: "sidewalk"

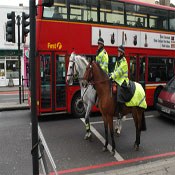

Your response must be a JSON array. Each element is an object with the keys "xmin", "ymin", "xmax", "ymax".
[
  {"xmin": 0, "ymin": 86, "xmax": 19, "ymax": 92},
  {"xmin": 0, "ymin": 86, "xmax": 29, "ymax": 111},
  {"xmin": 85, "ymin": 157, "xmax": 175, "ymax": 175}
]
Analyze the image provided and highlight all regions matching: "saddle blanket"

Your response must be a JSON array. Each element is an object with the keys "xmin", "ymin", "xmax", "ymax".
[{"xmin": 125, "ymin": 82, "xmax": 147, "ymax": 109}]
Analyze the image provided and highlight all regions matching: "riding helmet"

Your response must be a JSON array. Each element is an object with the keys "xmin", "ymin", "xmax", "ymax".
[
  {"xmin": 118, "ymin": 45, "xmax": 125, "ymax": 53},
  {"xmin": 98, "ymin": 37, "xmax": 104, "ymax": 45}
]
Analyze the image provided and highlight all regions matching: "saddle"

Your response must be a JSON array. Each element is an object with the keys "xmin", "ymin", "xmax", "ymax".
[{"xmin": 112, "ymin": 80, "xmax": 136, "ymax": 103}]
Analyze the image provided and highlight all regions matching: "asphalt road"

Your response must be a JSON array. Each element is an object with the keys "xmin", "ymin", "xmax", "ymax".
[
  {"xmin": 39, "ymin": 109, "xmax": 175, "ymax": 175},
  {"xmin": 0, "ymin": 93, "xmax": 28, "ymax": 103},
  {"xmin": 0, "ymin": 109, "xmax": 174, "ymax": 175},
  {"xmin": 0, "ymin": 94, "xmax": 19, "ymax": 103}
]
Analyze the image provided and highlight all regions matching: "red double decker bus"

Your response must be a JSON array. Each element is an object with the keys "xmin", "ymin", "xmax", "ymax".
[{"xmin": 33, "ymin": 0, "xmax": 175, "ymax": 116}]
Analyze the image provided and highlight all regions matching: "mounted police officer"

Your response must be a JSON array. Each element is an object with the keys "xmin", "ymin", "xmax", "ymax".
[
  {"xmin": 94, "ymin": 37, "xmax": 109, "ymax": 107},
  {"xmin": 110, "ymin": 45, "xmax": 131, "ymax": 119},
  {"xmin": 96, "ymin": 37, "xmax": 109, "ymax": 74}
]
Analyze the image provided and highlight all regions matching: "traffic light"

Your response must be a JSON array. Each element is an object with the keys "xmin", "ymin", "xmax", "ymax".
[
  {"xmin": 22, "ymin": 12, "xmax": 30, "ymax": 43},
  {"xmin": 42, "ymin": 0, "xmax": 54, "ymax": 7},
  {"xmin": 6, "ymin": 11, "xmax": 15, "ymax": 43}
]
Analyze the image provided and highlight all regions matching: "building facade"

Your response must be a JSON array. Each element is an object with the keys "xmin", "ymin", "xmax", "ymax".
[{"xmin": 0, "ymin": 5, "xmax": 29, "ymax": 86}]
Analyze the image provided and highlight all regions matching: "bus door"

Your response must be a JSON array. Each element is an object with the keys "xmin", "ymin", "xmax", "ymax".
[
  {"xmin": 129, "ymin": 54, "xmax": 147, "ymax": 88},
  {"xmin": 55, "ymin": 53, "xmax": 66, "ymax": 110},
  {"xmin": 39, "ymin": 53, "xmax": 52, "ymax": 112}
]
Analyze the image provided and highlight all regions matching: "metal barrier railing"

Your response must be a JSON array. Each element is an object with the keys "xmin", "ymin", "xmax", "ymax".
[{"xmin": 22, "ymin": 76, "xmax": 29, "ymax": 103}]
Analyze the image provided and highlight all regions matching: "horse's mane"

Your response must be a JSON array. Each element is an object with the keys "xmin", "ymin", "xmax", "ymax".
[{"xmin": 75, "ymin": 55, "xmax": 88, "ymax": 68}]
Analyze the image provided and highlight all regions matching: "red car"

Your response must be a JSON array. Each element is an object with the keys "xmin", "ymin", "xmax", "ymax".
[{"xmin": 156, "ymin": 77, "xmax": 175, "ymax": 120}]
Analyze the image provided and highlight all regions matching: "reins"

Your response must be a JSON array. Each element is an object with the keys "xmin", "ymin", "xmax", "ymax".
[{"xmin": 88, "ymin": 79, "xmax": 110, "ymax": 85}]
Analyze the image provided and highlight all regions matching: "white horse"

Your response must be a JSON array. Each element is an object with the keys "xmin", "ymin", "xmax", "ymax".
[{"xmin": 66, "ymin": 53, "xmax": 123, "ymax": 139}]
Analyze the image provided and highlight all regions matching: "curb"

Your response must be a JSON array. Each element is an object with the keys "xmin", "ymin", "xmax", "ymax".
[
  {"xmin": 84, "ymin": 157, "xmax": 175, "ymax": 175},
  {"xmin": 0, "ymin": 103, "xmax": 30, "ymax": 111}
]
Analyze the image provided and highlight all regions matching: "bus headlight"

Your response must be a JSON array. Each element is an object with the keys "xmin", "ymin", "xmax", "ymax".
[{"xmin": 158, "ymin": 98, "xmax": 163, "ymax": 103}]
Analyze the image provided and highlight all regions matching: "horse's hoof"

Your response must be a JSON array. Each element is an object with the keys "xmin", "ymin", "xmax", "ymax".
[
  {"xmin": 134, "ymin": 143, "xmax": 139, "ymax": 151},
  {"xmin": 102, "ymin": 146, "xmax": 108, "ymax": 152},
  {"xmin": 116, "ymin": 133, "xmax": 120, "ymax": 137},
  {"xmin": 122, "ymin": 116, "xmax": 126, "ymax": 121},
  {"xmin": 110, "ymin": 150, "xmax": 115, "ymax": 156},
  {"xmin": 84, "ymin": 132, "xmax": 92, "ymax": 140},
  {"xmin": 84, "ymin": 134, "xmax": 88, "ymax": 140},
  {"xmin": 115, "ymin": 129, "xmax": 121, "ymax": 137}
]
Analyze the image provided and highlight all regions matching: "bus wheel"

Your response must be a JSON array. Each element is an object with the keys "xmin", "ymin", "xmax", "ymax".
[
  {"xmin": 71, "ymin": 93, "xmax": 85, "ymax": 118},
  {"xmin": 153, "ymin": 87, "xmax": 162, "ymax": 108}
]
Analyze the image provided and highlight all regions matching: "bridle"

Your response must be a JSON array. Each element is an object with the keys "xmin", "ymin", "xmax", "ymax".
[
  {"xmin": 86, "ymin": 63, "xmax": 93, "ymax": 84},
  {"xmin": 85, "ymin": 61, "xmax": 109, "ymax": 85},
  {"xmin": 67, "ymin": 59, "xmax": 79, "ymax": 80}
]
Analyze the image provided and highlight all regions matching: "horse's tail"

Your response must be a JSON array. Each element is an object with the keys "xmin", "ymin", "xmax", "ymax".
[{"xmin": 141, "ymin": 111, "xmax": 147, "ymax": 131}]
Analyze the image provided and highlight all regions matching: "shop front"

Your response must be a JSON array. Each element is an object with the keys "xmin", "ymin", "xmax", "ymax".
[{"xmin": 0, "ymin": 50, "xmax": 22, "ymax": 86}]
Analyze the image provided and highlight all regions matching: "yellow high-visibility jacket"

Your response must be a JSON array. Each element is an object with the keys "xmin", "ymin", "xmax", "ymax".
[
  {"xmin": 96, "ymin": 49, "xmax": 109, "ymax": 74},
  {"xmin": 111, "ymin": 56, "xmax": 129, "ymax": 86}
]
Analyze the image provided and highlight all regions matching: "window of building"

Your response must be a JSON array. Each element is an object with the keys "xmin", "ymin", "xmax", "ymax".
[
  {"xmin": 148, "ymin": 57, "xmax": 174, "ymax": 82},
  {"xmin": 43, "ymin": 0, "xmax": 67, "ymax": 20},
  {"xmin": 148, "ymin": 8, "xmax": 168, "ymax": 30},
  {"xmin": 100, "ymin": 0, "xmax": 124, "ymax": 25},
  {"xmin": 169, "ymin": 11, "xmax": 175, "ymax": 31},
  {"xmin": 6, "ymin": 60, "xmax": 19, "ymax": 79},
  {"xmin": 70, "ymin": 0, "xmax": 98, "ymax": 22},
  {"xmin": 0, "ymin": 62, "xmax": 5, "ymax": 77},
  {"xmin": 126, "ymin": 4, "xmax": 147, "ymax": 28}
]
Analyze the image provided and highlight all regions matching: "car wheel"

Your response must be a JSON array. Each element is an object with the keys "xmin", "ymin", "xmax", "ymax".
[{"xmin": 71, "ymin": 92, "xmax": 85, "ymax": 118}]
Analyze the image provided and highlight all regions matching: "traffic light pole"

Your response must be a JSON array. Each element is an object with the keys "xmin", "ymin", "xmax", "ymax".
[
  {"xmin": 30, "ymin": 0, "xmax": 39, "ymax": 174},
  {"xmin": 17, "ymin": 15, "xmax": 21, "ymax": 104}
]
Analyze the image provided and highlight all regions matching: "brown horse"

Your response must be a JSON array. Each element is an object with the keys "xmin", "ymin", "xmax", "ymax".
[{"xmin": 82, "ymin": 60, "xmax": 146, "ymax": 155}]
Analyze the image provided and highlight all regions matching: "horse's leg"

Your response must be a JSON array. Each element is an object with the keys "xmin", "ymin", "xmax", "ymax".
[
  {"xmin": 115, "ymin": 107, "xmax": 124, "ymax": 136},
  {"xmin": 84, "ymin": 103, "xmax": 93, "ymax": 141},
  {"xmin": 115, "ymin": 107, "xmax": 120, "ymax": 135},
  {"xmin": 108, "ymin": 115, "xmax": 115, "ymax": 156},
  {"xmin": 133, "ymin": 108, "xmax": 142, "ymax": 151},
  {"xmin": 102, "ymin": 116, "xmax": 108, "ymax": 152},
  {"xmin": 115, "ymin": 118, "xmax": 122, "ymax": 136}
]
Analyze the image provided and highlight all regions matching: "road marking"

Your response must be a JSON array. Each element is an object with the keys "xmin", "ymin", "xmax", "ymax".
[
  {"xmin": 47, "ymin": 152, "xmax": 175, "ymax": 175},
  {"xmin": 80, "ymin": 118, "xmax": 124, "ymax": 161},
  {"xmin": 90, "ymin": 115, "xmax": 156, "ymax": 125}
]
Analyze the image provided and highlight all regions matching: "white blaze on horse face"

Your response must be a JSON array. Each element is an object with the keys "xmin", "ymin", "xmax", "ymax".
[{"xmin": 66, "ymin": 53, "xmax": 75, "ymax": 85}]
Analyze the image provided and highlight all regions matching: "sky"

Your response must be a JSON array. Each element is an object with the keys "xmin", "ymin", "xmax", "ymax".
[{"xmin": 0, "ymin": 0, "xmax": 174, "ymax": 6}]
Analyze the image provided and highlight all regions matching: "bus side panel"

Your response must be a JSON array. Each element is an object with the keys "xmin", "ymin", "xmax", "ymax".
[{"xmin": 67, "ymin": 86, "xmax": 80, "ymax": 114}]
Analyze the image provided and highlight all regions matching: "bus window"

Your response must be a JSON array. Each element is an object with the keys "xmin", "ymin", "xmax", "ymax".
[
  {"xmin": 43, "ymin": 0, "xmax": 67, "ymax": 20},
  {"xmin": 100, "ymin": 0, "xmax": 124, "ymax": 25},
  {"xmin": 130, "ymin": 56, "xmax": 136, "ymax": 81},
  {"xmin": 169, "ymin": 11, "xmax": 175, "ymax": 31},
  {"xmin": 167, "ymin": 58, "xmax": 175, "ymax": 81},
  {"xmin": 139, "ymin": 56, "xmax": 145, "ymax": 82},
  {"xmin": 108, "ymin": 56, "xmax": 117, "ymax": 73},
  {"xmin": 126, "ymin": 4, "xmax": 147, "ymax": 28},
  {"xmin": 148, "ymin": 8, "xmax": 168, "ymax": 30},
  {"xmin": 70, "ymin": 0, "xmax": 98, "ymax": 22},
  {"xmin": 148, "ymin": 57, "xmax": 174, "ymax": 82}
]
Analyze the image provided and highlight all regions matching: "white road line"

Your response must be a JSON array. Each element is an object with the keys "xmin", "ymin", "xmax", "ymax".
[
  {"xmin": 90, "ymin": 115, "xmax": 156, "ymax": 125},
  {"xmin": 80, "ymin": 118, "xmax": 124, "ymax": 161}
]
